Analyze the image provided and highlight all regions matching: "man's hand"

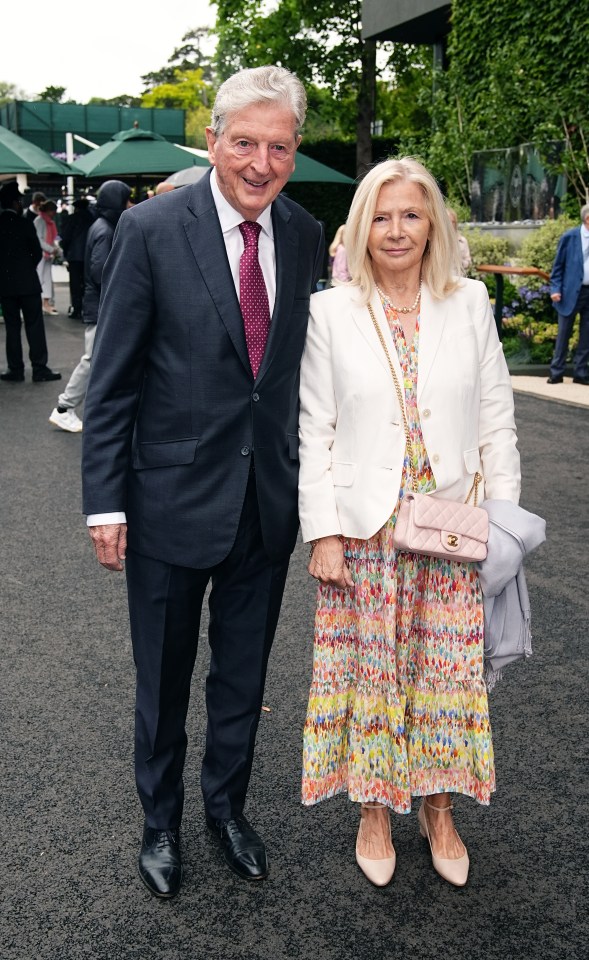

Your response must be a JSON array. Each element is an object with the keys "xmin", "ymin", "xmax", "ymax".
[
  {"xmin": 88, "ymin": 523, "xmax": 128, "ymax": 571},
  {"xmin": 550, "ymin": 292, "xmax": 561, "ymax": 302},
  {"xmin": 308, "ymin": 535, "xmax": 354, "ymax": 590}
]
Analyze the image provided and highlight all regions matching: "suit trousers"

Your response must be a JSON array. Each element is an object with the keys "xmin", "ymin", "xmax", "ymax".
[
  {"xmin": 125, "ymin": 468, "xmax": 291, "ymax": 829},
  {"xmin": 550, "ymin": 285, "xmax": 589, "ymax": 378},
  {"xmin": 1, "ymin": 294, "xmax": 49, "ymax": 374}
]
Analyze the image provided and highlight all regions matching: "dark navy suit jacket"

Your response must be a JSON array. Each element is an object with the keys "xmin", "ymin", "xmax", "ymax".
[
  {"xmin": 0, "ymin": 210, "xmax": 42, "ymax": 297},
  {"xmin": 550, "ymin": 226, "xmax": 585, "ymax": 317},
  {"xmin": 81, "ymin": 173, "xmax": 324, "ymax": 567}
]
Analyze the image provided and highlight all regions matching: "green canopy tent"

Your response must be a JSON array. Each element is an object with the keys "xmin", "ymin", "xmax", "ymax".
[
  {"xmin": 73, "ymin": 127, "xmax": 211, "ymax": 180},
  {"xmin": 164, "ymin": 151, "xmax": 355, "ymax": 187},
  {"xmin": 0, "ymin": 123, "xmax": 73, "ymax": 178}
]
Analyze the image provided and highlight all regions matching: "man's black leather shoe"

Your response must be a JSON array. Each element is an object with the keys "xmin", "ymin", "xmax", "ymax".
[
  {"xmin": 138, "ymin": 826, "xmax": 182, "ymax": 898},
  {"xmin": 573, "ymin": 376, "xmax": 589, "ymax": 385},
  {"xmin": 546, "ymin": 375, "xmax": 563, "ymax": 384},
  {"xmin": 1, "ymin": 370, "xmax": 24, "ymax": 382},
  {"xmin": 206, "ymin": 814, "xmax": 268, "ymax": 880},
  {"xmin": 32, "ymin": 366, "xmax": 62, "ymax": 382}
]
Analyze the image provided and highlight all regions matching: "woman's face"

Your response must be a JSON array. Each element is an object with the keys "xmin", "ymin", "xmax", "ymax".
[{"xmin": 367, "ymin": 179, "xmax": 431, "ymax": 281}]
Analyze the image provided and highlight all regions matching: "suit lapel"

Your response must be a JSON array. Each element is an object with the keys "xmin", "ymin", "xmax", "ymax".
[
  {"xmin": 255, "ymin": 196, "xmax": 299, "ymax": 383},
  {"xmin": 183, "ymin": 176, "xmax": 251, "ymax": 375},
  {"xmin": 351, "ymin": 283, "xmax": 447, "ymax": 405},
  {"xmin": 416, "ymin": 284, "xmax": 447, "ymax": 398},
  {"xmin": 351, "ymin": 287, "xmax": 405, "ymax": 386}
]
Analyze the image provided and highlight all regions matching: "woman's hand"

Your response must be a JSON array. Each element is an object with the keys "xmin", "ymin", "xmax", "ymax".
[{"xmin": 308, "ymin": 535, "xmax": 354, "ymax": 590}]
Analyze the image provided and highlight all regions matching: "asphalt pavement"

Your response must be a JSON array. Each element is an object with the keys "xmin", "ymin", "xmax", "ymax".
[{"xmin": 1, "ymin": 283, "xmax": 587, "ymax": 960}]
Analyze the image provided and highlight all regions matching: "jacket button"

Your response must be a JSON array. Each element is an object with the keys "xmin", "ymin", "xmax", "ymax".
[
  {"xmin": 240, "ymin": 445, "xmax": 250, "ymax": 456},
  {"xmin": 422, "ymin": 408, "xmax": 431, "ymax": 418},
  {"xmin": 432, "ymin": 453, "xmax": 440, "ymax": 463},
  {"xmin": 252, "ymin": 392, "xmax": 260, "ymax": 402}
]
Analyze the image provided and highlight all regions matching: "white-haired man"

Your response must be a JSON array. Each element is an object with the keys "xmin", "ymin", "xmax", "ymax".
[
  {"xmin": 548, "ymin": 203, "xmax": 589, "ymax": 385},
  {"xmin": 82, "ymin": 66, "xmax": 324, "ymax": 897}
]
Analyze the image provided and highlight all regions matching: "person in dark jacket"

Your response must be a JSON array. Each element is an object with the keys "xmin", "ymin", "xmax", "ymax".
[
  {"xmin": 60, "ymin": 198, "xmax": 94, "ymax": 319},
  {"xmin": 24, "ymin": 191, "xmax": 46, "ymax": 222},
  {"xmin": 0, "ymin": 181, "xmax": 61, "ymax": 382},
  {"xmin": 49, "ymin": 180, "xmax": 131, "ymax": 432},
  {"xmin": 547, "ymin": 203, "xmax": 589, "ymax": 385}
]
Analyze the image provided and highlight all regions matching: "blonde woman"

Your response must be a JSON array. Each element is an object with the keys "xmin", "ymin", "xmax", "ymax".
[{"xmin": 299, "ymin": 158, "xmax": 520, "ymax": 888}]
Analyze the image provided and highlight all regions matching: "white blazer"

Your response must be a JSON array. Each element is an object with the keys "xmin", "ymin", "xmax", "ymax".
[{"xmin": 298, "ymin": 279, "xmax": 521, "ymax": 543}]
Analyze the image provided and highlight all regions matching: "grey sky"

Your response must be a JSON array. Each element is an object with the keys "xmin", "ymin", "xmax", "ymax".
[{"xmin": 2, "ymin": 0, "xmax": 217, "ymax": 104}]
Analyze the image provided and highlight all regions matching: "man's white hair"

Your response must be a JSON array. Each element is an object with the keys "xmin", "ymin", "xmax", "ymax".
[{"xmin": 210, "ymin": 65, "xmax": 306, "ymax": 136}]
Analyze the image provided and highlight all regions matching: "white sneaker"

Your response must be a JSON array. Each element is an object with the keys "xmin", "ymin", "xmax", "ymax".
[{"xmin": 49, "ymin": 408, "xmax": 83, "ymax": 433}]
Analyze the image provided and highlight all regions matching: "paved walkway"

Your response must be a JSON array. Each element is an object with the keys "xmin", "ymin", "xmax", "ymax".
[
  {"xmin": 511, "ymin": 374, "xmax": 589, "ymax": 408},
  {"xmin": 1, "ymin": 283, "xmax": 587, "ymax": 960}
]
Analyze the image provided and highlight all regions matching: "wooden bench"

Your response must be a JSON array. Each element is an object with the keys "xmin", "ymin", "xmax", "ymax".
[{"xmin": 476, "ymin": 264, "xmax": 551, "ymax": 338}]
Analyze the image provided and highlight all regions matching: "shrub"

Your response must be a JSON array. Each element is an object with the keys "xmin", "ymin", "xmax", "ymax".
[
  {"xmin": 514, "ymin": 216, "xmax": 576, "ymax": 287},
  {"xmin": 463, "ymin": 228, "xmax": 510, "ymax": 271},
  {"xmin": 503, "ymin": 283, "xmax": 553, "ymax": 323},
  {"xmin": 462, "ymin": 228, "xmax": 511, "ymax": 296},
  {"xmin": 501, "ymin": 312, "xmax": 578, "ymax": 365}
]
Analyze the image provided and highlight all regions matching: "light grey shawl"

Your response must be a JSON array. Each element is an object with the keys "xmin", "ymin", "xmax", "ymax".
[{"xmin": 477, "ymin": 500, "xmax": 546, "ymax": 690}]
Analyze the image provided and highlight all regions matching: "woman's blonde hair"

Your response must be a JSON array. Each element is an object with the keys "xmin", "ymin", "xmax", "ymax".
[{"xmin": 343, "ymin": 157, "xmax": 461, "ymax": 303}]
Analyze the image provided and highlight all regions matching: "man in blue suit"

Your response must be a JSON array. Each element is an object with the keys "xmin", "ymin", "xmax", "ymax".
[
  {"xmin": 547, "ymin": 204, "xmax": 589, "ymax": 384},
  {"xmin": 82, "ymin": 66, "xmax": 324, "ymax": 898}
]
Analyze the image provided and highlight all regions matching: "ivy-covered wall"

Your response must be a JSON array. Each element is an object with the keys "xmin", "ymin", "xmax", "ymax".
[{"xmin": 426, "ymin": 0, "xmax": 589, "ymax": 207}]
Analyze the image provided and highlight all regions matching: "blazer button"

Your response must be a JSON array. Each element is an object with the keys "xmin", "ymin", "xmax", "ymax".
[
  {"xmin": 422, "ymin": 408, "xmax": 431, "ymax": 418},
  {"xmin": 432, "ymin": 453, "xmax": 440, "ymax": 463},
  {"xmin": 252, "ymin": 392, "xmax": 260, "ymax": 402},
  {"xmin": 240, "ymin": 445, "xmax": 250, "ymax": 456}
]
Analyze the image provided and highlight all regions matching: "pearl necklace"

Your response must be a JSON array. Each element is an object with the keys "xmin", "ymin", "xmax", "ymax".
[{"xmin": 376, "ymin": 280, "xmax": 422, "ymax": 314}]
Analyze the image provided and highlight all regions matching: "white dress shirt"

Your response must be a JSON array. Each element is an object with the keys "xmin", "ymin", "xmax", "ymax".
[
  {"xmin": 87, "ymin": 168, "xmax": 276, "ymax": 527},
  {"xmin": 581, "ymin": 225, "xmax": 589, "ymax": 286}
]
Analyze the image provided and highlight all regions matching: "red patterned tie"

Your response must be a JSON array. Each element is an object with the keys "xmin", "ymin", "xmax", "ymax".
[{"xmin": 239, "ymin": 220, "xmax": 271, "ymax": 377}]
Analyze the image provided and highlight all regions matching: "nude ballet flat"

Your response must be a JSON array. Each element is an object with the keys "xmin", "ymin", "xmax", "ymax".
[
  {"xmin": 355, "ymin": 804, "xmax": 396, "ymax": 887},
  {"xmin": 418, "ymin": 798, "xmax": 469, "ymax": 887}
]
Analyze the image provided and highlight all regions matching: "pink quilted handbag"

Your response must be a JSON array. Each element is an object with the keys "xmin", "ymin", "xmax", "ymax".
[
  {"xmin": 394, "ymin": 491, "xmax": 489, "ymax": 562},
  {"xmin": 367, "ymin": 302, "xmax": 489, "ymax": 563}
]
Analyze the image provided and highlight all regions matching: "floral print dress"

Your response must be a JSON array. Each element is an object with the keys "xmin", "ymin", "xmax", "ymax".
[{"xmin": 302, "ymin": 299, "xmax": 495, "ymax": 813}]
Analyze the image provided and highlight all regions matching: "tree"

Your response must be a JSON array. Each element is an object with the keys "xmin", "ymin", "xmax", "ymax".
[
  {"xmin": 142, "ymin": 27, "xmax": 216, "ymax": 91},
  {"xmin": 214, "ymin": 0, "xmax": 393, "ymax": 175},
  {"xmin": 141, "ymin": 69, "xmax": 213, "ymax": 148},
  {"xmin": 36, "ymin": 85, "xmax": 67, "ymax": 103},
  {"xmin": 425, "ymin": 0, "xmax": 589, "ymax": 205},
  {"xmin": 0, "ymin": 81, "xmax": 28, "ymax": 106}
]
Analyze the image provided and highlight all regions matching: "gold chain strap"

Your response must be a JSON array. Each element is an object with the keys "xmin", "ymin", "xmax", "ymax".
[{"xmin": 367, "ymin": 303, "xmax": 482, "ymax": 505}]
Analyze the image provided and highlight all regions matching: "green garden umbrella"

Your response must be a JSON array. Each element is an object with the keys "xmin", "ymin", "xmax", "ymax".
[
  {"xmin": 289, "ymin": 152, "xmax": 354, "ymax": 183},
  {"xmin": 73, "ymin": 126, "xmax": 211, "ymax": 178},
  {"xmin": 0, "ymin": 124, "xmax": 73, "ymax": 176},
  {"xmin": 164, "ymin": 151, "xmax": 354, "ymax": 187}
]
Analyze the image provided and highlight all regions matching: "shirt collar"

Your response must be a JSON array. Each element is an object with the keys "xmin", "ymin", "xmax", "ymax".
[
  {"xmin": 210, "ymin": 168, "xmax": 273, "ymax": 240},
  {"xmin": 581, "ymin": 225, "xmax": 589, "ymax": 240}
]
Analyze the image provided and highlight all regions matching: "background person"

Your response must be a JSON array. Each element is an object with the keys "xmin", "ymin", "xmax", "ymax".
[
  {"xmin": 298, "ymin": 157, "xmax": 520, "ymax": 889},
  {"xmin": 34, "ymin": 200, "xmax": 61, "ymax": 315},
  {"xmin": 328, "ymin": 222, "xmax": 350, "ymax": 283},
  {"xmin": 447, "ymin": 207, "xmax": 472, "ymax": 273},
  {"xmin": 49, "ymin": 181, "xmax": 131, "ymax": 433},
  {"xmin": 24, "ymin": 191, "xmax": 46, "ymax": 222},
  {"xmin": 81, "ymin": 65, "xmax": 324, "ymax": 899},
  {"xmin": 547, "ymin": 203, "xmax": 589, "ymax": 385},
  {"xmin": 0, "ymin": 181, "xmax": 61, "ymax": 383},
  {"xmin": 59, "ymin": 198, "xmax": 94, "ymax": 319}
]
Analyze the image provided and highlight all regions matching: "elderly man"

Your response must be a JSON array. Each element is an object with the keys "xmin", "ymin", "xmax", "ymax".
[
  {"xmin": 82, "ymin": 66, "xmax": 324, "ymax": 898},
  {"xmin": 547, "ymin": 203, "xmax": 589, "ymax": 385}
]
